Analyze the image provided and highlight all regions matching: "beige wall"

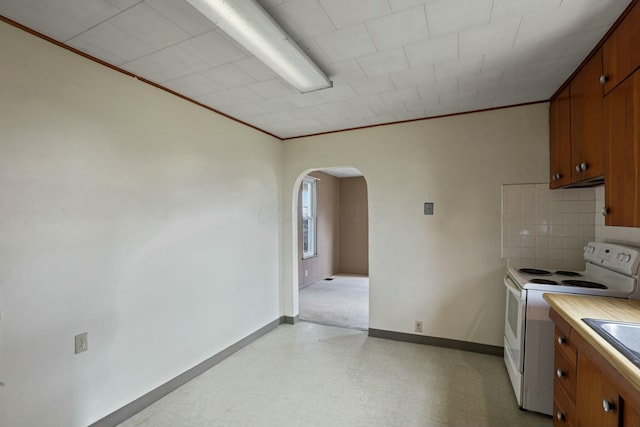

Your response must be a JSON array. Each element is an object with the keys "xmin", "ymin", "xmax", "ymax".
[
  {"xmin": 339, "ymin": 177, "xmax": 369, "ymax": 274},
  {"xmin": 0, "ymin": 21, "xmax": 282, "ymax": 427},
  {"xmin": 282, "ymin": 103, "xmax": 550, "ymax": 348},
  {"xmin": 298, "ymin": 171, "xmax": 340, "ymax": 288}
]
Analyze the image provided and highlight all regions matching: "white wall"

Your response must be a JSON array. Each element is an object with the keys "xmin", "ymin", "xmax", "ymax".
[
  {"xmin": 282, "ymin": 104, "xmax": 550, "ymax": 347},
  {"xmin": 0, "ymin": 22, "xmax": 282, "ymax": 427}
]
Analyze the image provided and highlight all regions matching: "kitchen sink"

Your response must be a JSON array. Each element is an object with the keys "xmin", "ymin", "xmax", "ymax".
[{"xmin": 583, "ymin": 318, "xmax": 640, "ymax": 369}]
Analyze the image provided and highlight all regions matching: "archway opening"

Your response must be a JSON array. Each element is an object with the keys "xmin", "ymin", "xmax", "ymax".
[{"xmin": 294, "ymin": 167, "xmax": 369, "ymax": 331}]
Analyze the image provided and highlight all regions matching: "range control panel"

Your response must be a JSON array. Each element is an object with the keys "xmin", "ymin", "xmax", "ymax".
[{"xmin": 584, "ymin": 242, "xmax": 640, "ymax": 276}]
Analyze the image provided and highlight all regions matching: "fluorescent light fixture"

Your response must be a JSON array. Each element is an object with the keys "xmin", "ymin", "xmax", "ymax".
[{"xmin": 186, "ymin": 0, "xmax": 333, "ymax": 93}]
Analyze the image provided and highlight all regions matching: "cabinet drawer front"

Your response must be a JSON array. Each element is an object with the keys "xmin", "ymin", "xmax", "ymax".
[
  {"xmin": 555, "ymin": 348, "xmax": 577, "ymax": 402},
  {"xmin": 554, "ymin": 387, "xmax": 576, "ymax": 427},
  {"xmin": 555, "ymin": 327, "xmax": 577, "ymax": 368}
]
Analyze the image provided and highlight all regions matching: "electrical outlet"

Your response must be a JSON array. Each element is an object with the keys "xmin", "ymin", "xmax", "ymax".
[
  {"xmin": 75, "ymin": 332, "xmax": 88, "ymax": 354},
  {"xmin": 415, "ymin": 321, "xmax": 423, "ymax": 333}
]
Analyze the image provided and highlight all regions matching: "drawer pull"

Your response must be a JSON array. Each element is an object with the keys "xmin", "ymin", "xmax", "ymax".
[
  {"xmin": 603, "ymin": 399, "xmax": 615, "ymax": 413},
  {"xmin": 556, "ymin": 369, "xmax": 566, "ymax": 378},
  {"xmin": 557, "ymin": 412, "xmax": 565, "ymax": 421},
  {"xmin": 557, "ymin": 336, "xmax": 566, "ymax": 345}
]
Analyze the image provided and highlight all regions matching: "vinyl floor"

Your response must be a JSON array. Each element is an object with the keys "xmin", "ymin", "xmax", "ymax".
[{"xmin": 118, "ymin": 322, "xmax": 552, "ymax": 427}]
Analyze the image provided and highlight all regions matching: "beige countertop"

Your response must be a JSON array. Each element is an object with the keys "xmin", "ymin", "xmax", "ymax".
[{"xmin": 543, "ymin": 293, "xmax": 640, "ymax": 393}]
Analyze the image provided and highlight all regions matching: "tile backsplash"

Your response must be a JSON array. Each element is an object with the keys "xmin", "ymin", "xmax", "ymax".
[{"xmin": 502, "ymin": 183, "xmax": 595, "ymax": 271}]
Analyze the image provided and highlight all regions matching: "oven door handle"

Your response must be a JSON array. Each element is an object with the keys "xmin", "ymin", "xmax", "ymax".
[{"xmin": 504, "ymin": 275, "xmax": 522, "ymax": 296}]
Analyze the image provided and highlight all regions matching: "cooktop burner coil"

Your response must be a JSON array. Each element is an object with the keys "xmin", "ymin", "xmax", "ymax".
[
  {"xmin": 519, "ymin": 268, "xmax": 552, "ymax": 275},
  {"xmin": 529, "ymin": 278, "xmax": 560, "ymax": 285},
  {"xmin": 561, "ymin": 280, "xmax": 607, "ymax": 289}
]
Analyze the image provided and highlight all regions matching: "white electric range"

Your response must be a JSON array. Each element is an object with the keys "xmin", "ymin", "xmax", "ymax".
[{"xmin": 503, "ymin": 242, "xmax": 640, "ymax": 415}]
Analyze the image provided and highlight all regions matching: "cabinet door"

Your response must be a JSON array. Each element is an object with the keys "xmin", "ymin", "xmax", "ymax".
[
  {"xmin": 602, "ymin": 2, "xmax": 640, "ymax": 95},
  {"xmin": 604, "ymin": 70, "xmax": 640, "ymax": 226},
  {"xmin": 550, "ymin": 86, "xmax": 572, "ymax": 188},
  {"xmin": 571, "ymin": 50, "xmax": 605, "ymax": 182},
  {"xmin": 576, "ymin": 354, "xmax": 620, "ymax": 427}
]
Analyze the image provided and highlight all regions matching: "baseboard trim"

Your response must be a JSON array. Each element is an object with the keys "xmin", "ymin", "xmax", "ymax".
[
  {"xmin": 89, "ymin": 317, "xmax": 283, "ymax": 427},
  {"xmin": 281, "ymin": 315, "xmax": 299, "ymax": 324},
  {"xmin": 368, "ymin": 328, "xmax": 504, "ymax": 357}
]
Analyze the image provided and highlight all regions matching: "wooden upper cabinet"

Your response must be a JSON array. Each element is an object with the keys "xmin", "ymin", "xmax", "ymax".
[
  {"xmin": 570, "ymin": 49, "xmax": 605, "ymax": 182},
  {"xmin": 602, "ymin": 1, "xmax": 640, "ymax": 95},
  {"xmin": 550, "ymin": 86, "xmax": 572, "ymax": 188},
  {"xmin": 604, "ymin": 70, "xmax": 640, "ymax": 227}
]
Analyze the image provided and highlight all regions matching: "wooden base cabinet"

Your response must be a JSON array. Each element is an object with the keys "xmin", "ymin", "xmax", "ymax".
[{"xmin": 550, "ymin": 309, "xmax": 640, "ymax": 427}]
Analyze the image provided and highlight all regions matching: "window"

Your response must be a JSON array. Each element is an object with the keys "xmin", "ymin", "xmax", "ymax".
[{"xmin": 301, "ymin": 177, "xmax": 317, "ymax": 258}]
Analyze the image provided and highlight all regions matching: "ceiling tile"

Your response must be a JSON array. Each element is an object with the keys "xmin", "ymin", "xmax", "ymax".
[
  {"xmin": 200, "ymin": 64, "xmax": 256, "ymax": 88},
  {"xmin": 288, "ymin": 106, "xmax": 325, "ymax": 119},
  {"xmin": 197, "ymin": 87, "xmax": 264, "ymax": 108},
  {"xmin": 323, "ymin": 59, "xmax": 368, "ymax": 82},
  {"xmin": 163, "ymin": 73, "xmax": 225, "ymax": 98},
  {"xmin": 122, "ymin": 45, "xmax": 210, "ymax": 82},
  {"xmin": 417, "ymin": 77, "xmax": 458, "ymax": 98},
  {"xmin": 380, "ymin": 87, "xmax": 420, "ymax": 106},
  {"xmin": 403, "ymin": 97, "xmax": 441, "ymax": 111},
  {"xmin": 178, "ymin": 31, "xmax": 247, "ymax": 67},
  {"xmin": 67, "ymin": 21, "xmax": 155, "ymax": 65},
  {"xmin": 459, "ymin": 17, "xmax": 521, "ymax": 57},
  {"xmin": 426, "ymin": 0, "xmax": 492, "ymax": 38},
  {"xmin": 434, "ymin": 56, "xmax": 483, "ymax": 81},
  {"xmin": 233, "ymin": 57, "xmax": 279, "ymax": 81},
  {"xmin": 106, "ymin": 0, "xmax": 141, "ymax": 9},
  {"xmin": 458, "ymin": 69, "xmax": 504, "ymax": 92},
  {"xmin": 350, "ymin": 76, "xmax": 395, "ymax": 97},
  {"xmin": 319, "ymin": 0, "xmax": 392, "ymax": 29},
  {"xmin": 0, "ymin": 0, "xmax": 121, "ymax": 41},
  {"xmin": 389, "ymin": 67, "xmax": 436, "ymax": 89},
  {"xmin": 536, "ymin": 25, "xmax": 610, "ymax": 61},
  {"xmin": 246, "ymin": 79, "xmax": 298, "ymax": 99},
  {"xmin": 482, "ymin": 42, "xmax": 541, "ymax": 73},
  {"xmin": 366, "ymin": 6, "xmax": 429, "ymax": 51},
  {"xmin": 285, "ymin": 92, "xmax": 326, "ymax": 108},
  {"xmin": 145, "ymin": 0, "xmax": 217, "ymax": 36},
  {"xmin": 317, "ymin": 83, "xmax": 359, "ymax": 102},
  {"xmin": 491, "ymin": 0, "xmax": 561, "ymax": 22},
  {"xmin": 108, "ymin": 2, "xmax": 190, "ymax": 50},
  {"xmin": 266, "ymin": 0, "xmax": 335, "ymax": 41},
  {"xmin": 390, "ymin": 0, "xmax": 438, "ymax": 12},
  {"xmin": 315, "ymin": 24, "xmax": 377, "ymax": 63},
  {"xmin": 316, "ymin": 101, "xmax": 355, "ymax": 114},
  {"xmin": 347, "ymin": 95, "xmax": 386, "ymax": 110},
  {"xmin": 358, "ymin": 49, "xmax": 409, "ymax": 77},
  {"xmin": 404, "ymin": 33, "xmax": 458, "ymax": 69}
]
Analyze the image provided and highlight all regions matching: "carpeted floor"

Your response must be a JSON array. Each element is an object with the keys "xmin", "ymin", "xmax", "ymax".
[{"xmin": 298, "ymin": 274, "xmax": 369, "ymax": 330}]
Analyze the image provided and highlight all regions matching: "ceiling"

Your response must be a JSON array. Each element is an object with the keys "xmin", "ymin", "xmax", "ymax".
[{"xmin": 0, "ymin": 0, "xmax": 632, "ymax": 139}]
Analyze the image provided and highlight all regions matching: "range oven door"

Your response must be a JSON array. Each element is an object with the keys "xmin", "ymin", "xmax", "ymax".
[{"xmin": 504, "ymin": 274, "xmax": 526, "ymax": 404}]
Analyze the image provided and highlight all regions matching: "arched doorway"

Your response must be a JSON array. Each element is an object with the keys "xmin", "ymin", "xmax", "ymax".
[{"xmin": 293, "ymin": 167, "xmax": 369, "ymax": 330}]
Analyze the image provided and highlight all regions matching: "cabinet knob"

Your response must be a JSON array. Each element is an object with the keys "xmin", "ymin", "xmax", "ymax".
[
  {"xmin": 603, "ymin": 399, "xmax": 615, "ymax": 413},
  {"xmin": 602, "ymin": 207, "xmax": 610, "ymax": 216},
  {"xmin": 556, "ymin": 369, "xmax": 566, "ymax": 378},
  {"xmin": 555, "ymin": 173, "xmax": 561, "ymax": 181},
  {"xmin": 580, "ymin": 162, "xmax": 588, "ymax": 171},
  {"xmin": 576, "ymin": 164, "xmax": 581, "ymax": 172},
  {"xmin": 600, "ymin": 75, "xmax": 609, "ymax": 85},
  {"xmin": 557, "ymin": 412, "xmax": 565, "ymax": 421},
  {"xmin": 558, "ymin": 336, "xmax": 566, "ymax": 345}
]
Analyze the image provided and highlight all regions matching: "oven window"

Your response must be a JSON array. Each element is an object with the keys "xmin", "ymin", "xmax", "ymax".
[{"xmin": 508, "ymin": 291, "xmax": 519, "ymax": 335}]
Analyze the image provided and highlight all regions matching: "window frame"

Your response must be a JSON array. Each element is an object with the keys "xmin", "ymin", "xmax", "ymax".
[{"xmin": 301, "ymin": 176, "xmax": 318, "ymax": 259}]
